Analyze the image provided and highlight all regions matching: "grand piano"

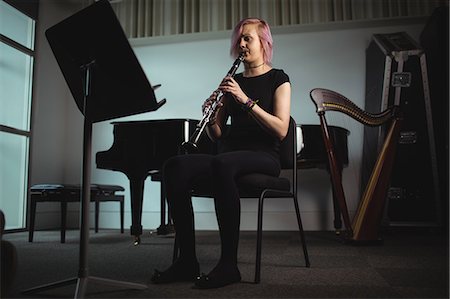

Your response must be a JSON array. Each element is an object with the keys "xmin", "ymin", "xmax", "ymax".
[
  {"xmin": 96, "ymin": 119, "xmax": 349, "ymax": 243},
  {"xmin": 96, "ymin": 119, "xmax": 215, "ymax": 244}
]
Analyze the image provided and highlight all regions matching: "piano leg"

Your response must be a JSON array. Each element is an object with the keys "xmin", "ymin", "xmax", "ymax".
[
  {"xmin": 156, "ymin": 179, "xmax": 175, "ymax": 235},
  {"xmin": 148, "ymin": 171, "xmax": 175, "ymax": 235},
  {"xmin": 129, "ymin": 177, "xmax": 145, "ymax": 245}
]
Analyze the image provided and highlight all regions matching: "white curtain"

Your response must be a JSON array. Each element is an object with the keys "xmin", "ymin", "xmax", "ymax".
[{"xmin": 110, "ymin": 0, "xmax": 447, "ymax": 38}]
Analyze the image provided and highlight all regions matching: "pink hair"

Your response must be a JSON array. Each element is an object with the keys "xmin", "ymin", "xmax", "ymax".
[{"xmin": 230, "ymin": 18, "xmax": 273, "ymax": 66}]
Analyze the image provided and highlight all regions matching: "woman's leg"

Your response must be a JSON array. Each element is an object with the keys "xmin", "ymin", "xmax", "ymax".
[
  {"xmin": 164, "ymin": 154, "xmax": 213, "ymax": 260},
  {"xmin": 195, "ymin": 151, "xmax": 280, "ymax": 288},
  {"xmin": 152, "ymin": 154, "xmax": 213, "ymax": 283}
]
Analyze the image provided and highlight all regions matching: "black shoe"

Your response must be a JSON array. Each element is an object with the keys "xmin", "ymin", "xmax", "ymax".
[
  {"xmin": 151, "ymin": 259, "xmax": 200, "ymax": 284},
  {"xmin": 193, "ymin": 266, "xmax": 241, "ymax": 289}
]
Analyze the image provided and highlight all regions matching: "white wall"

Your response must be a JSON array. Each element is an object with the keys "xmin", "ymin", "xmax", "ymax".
[
  {"xmin": 30, "ymin": 0, "xmax": 85, "ymax": 228},
  {"xmin": 30, "ymin": 1, "xmax": 427, "ymax": 231},
  {"xmin": 92, "ymin": 21, "xmax": 425, "ymax": 231}
]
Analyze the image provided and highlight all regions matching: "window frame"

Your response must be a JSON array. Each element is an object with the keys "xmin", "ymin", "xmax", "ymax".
[{"xmin": 0, "ymin": 0, "xmax": 36, "ymax": 232}]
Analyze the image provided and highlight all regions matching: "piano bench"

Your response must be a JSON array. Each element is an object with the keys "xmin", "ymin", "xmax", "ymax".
[{"xmin": 29, "ymin": 184, "xmax": 125, "ymax": 243}]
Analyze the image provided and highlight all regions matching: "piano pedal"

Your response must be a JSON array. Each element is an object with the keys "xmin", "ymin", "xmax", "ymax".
[{"xmin": 133, "ymin": 236, "xmax": 141, "ymax": 246}]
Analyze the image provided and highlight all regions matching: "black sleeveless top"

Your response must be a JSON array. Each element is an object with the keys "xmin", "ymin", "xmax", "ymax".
[{"xmin": 220, "ymin": 68, "xmax": 290, "ymax": 161}]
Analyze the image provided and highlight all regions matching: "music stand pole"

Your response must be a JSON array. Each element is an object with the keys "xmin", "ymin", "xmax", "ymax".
[{"xmin": 23, "ymin": 62, "xmax": 148, "ymax": 298}]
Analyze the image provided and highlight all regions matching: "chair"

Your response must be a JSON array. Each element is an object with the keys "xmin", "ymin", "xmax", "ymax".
[
  {"xmin": 173, "ymin": 116, "xmax": 310, "ymax": 283},
  {"xmin": 29, "ymin": 184, "xmax": 125, "ymax": 243}
]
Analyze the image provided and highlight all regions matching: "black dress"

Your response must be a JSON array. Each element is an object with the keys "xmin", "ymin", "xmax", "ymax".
[{"xmin": 163, "ymin": 68, "xmax": 290, "ymax": 268}]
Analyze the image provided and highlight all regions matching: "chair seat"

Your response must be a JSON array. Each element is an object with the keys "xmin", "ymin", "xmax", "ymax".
[
  {"xmin": 31, "ymin": 184, "xmax": 80, "ymax": 195},
  {"xmin": 237, "ymin": 174, "xmax": 290, "ymax": 197},
  {"xmin": 31, "ymin": 184, "xmax": 125, "ymax": 197},
  {"xmin": 190, "ymin": 173, "xmax": 290, "ymax": 198}
]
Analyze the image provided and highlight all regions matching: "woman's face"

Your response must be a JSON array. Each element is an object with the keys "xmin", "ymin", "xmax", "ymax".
[{"xmin": 239, "ymin": 23, "xmax": 263, "ymax": 64}]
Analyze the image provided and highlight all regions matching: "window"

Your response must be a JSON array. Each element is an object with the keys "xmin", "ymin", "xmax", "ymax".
[{"xmin": 0, "ymin": 0, "xmax": 35, "ymax": 230}]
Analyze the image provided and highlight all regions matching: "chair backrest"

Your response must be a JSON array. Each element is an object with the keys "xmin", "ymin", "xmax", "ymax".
[
  {"xmin": 279, "ymin": 117, "xmax": 297, "ymax": 170},
  {"xmin": 0, "ymin": 210, "xmax": 4, "ymax": 237}
]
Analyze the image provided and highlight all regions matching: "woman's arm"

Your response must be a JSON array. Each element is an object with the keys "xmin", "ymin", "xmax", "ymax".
[
  {"xmin": 204, "ymin": 93, "xmax": 230, "ymax": 141},
  {"xmin": 220, "ymin": 76, "xmax": 291, "ymax": 140},
  {"xmin": 247, "ymin": 82, "xmax": 291, "ymax": 140}
]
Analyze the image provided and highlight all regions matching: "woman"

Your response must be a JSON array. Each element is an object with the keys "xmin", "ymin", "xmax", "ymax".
[{"xmin": 152, "ymin": 17, "xmax": 291, "ymax": 289}]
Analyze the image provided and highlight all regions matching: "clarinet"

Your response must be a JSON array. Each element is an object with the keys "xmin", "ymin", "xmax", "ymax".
[{"xmin": 182, "ymin": 52, "xmax": 245, "ymax": 152}]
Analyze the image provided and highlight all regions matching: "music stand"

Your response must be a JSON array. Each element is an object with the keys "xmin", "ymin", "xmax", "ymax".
[{"xmin": 23, "ymin": 0, "xmax": 165, "ymax": 297}]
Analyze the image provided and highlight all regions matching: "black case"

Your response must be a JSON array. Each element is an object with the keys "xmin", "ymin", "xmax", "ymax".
[
  {"xmin": 420, "ymin": 6, "xmax": 449, "ymax": 230},
  {"xmin": 362, "ymin": 32, "xmax": 441, "ymax": 226}
]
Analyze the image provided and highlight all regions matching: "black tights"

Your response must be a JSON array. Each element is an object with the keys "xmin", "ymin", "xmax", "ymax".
[{"xmin": 163, "ymin": 150, "xmax": 280, "ymax": 267}]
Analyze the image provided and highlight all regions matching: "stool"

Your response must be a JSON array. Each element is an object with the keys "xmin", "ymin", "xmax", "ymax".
[{"xmin": 29, "ymin": 184, "xmax": 125, "ymax": 243}]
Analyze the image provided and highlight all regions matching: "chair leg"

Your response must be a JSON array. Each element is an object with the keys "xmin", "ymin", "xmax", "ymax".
[
  {"xmin": 255, "ymin": 194, "xmax": 265, "ymax": 284},
  {"xmin": 28, "ymin": 195, "xmax": 37, "ymax": 242},
  {"xmin": 172, "ymin": 234, "xmax": 179, "ymax": 263},
  {"xmin": 119, "ymin": 196, "xmax": 124, "ymax": 233},
  {"xmin": 61, "ymin": 201, "xmax": 67, "ymax": 243},
  {"xmin": 95, "ymin": 199, "xmax": 100, "ymax": 233},
  {"xmin": 293, "ymin": 197, "xmax": 310, "ymax": 267},
  {"xmin": 160, "ymin": 180, "xmax": 166, "ymax": 229}
]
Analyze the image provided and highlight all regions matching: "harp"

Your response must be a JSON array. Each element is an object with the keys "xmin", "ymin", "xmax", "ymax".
[{"xmin": 310, "ymin": 88, "xmax": 403, "ymax": 243}]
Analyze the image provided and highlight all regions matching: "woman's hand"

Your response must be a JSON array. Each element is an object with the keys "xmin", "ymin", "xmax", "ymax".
[
  {"xmin": 202, "ymin": 92, "xmax": 216, "ymax": 113},
  {"xmin": 202, "ymin": 91, "xmax": 223, "ymax": 125},
  {"xmin": 219, "ymin": 76, "xmax": 248, "ymax": 105}
]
